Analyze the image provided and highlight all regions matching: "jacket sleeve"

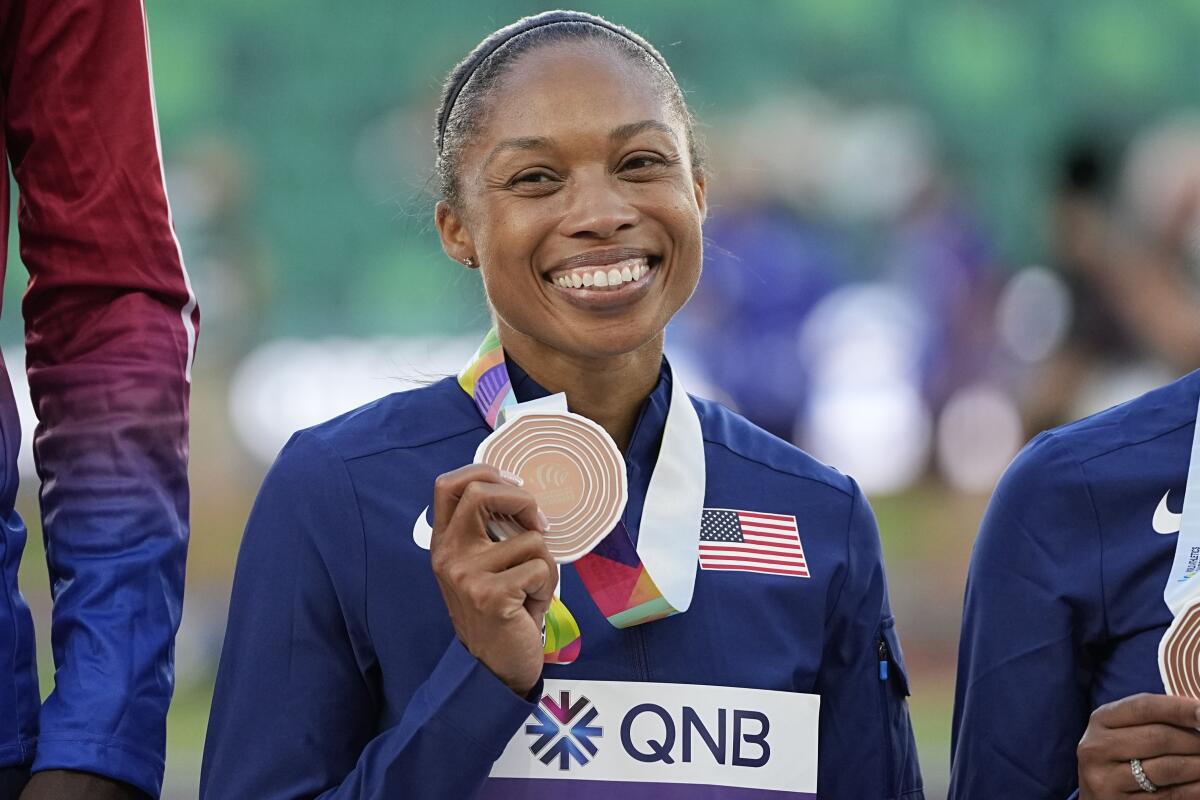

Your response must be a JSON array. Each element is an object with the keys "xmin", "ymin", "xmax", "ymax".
[
  {"xmin": 201, "ymin": 432, "xmax": 536, "ymax": 800},
  {"xmin": 816, "ymin": 479, "xmax": 924, "ymax": 799},
  {"xmin": 949, "ymin": 433, "xmax": 1102, "ymax": 799},
  {"xmin": 1, "ymin": 1, "xmax": 197, "ymax": 794}
]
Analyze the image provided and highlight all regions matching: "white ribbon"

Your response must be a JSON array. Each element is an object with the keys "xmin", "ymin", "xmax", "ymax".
[
  {"xmin": 633, "ymin": 362, "xmax": 704, "ymax": 614},
  {"xmin": 1164, "ymin": 396, "xmax": 1200, "ymax": 616}
]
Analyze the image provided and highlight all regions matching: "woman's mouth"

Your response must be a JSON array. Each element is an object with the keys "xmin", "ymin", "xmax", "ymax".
[{"xmin": 546, "ymin": 257, "xmax": 656, "ymax": 291}]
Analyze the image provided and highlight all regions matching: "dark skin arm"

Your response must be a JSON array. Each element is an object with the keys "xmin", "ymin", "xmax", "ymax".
[
  {"xmin": 1057, "ymin": 193, "xmax": 1200, "ymax": 373},
  {"xmin": 20, "ymin": 771, "xmax": 148, "ymax": 800}
]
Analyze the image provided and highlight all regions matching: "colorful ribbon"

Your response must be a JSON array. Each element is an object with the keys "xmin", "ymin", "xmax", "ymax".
[{"xmin": 458, "ymin": 330, "xmax": 686, "ymax": 664}]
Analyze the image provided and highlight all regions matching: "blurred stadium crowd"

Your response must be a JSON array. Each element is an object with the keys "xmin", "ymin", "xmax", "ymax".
[{"xmin": 8, "ymin": 1, "xmax": 1200, "ymax": 795}]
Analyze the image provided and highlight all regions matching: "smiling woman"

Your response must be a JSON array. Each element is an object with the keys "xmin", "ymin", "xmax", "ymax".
[
  {"xmin": 199, "ymin": 11, "xmax": 924, "ymax": 800},
  {"xmin": 433, "ymin": 16, "xmax": 707, "ymax": 441}
]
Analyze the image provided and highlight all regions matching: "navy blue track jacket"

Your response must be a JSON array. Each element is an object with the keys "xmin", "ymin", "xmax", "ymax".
[
  {"xmin": 951, "ymin": 370, "xmax": 1200, "ymax": 799},
  {"xmin": 202, "ymin": 358, "xmax": 923, "ymax": 799}
]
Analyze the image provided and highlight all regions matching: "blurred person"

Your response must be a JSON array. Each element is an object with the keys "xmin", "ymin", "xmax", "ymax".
[
  {"xmin": 201, "ymin": 11, "xmax": 923, "ymax": 799},
  {"xmin": 950, "ymin": 370, "xmax": 1200, "ymax": 798},
  {"xmin": 882, "ymin": 171, "xmax": 1000, "ymax": 418},
  {"xmin": 1026, "ymin": 126, "xmax": 1200, "ymax": 433},
  {"xmin": 680, "ymin": 100, "xmax": 1006, "ymax": 491},
  {"xmin": 673, "ymin": 200, "xmax": 843, "ymax": 440},
  {"xmin": 1109, "ymin": 115, "xmax": 1200, "ymax": 374},
  {"xmin": 0, "ymin": 2, "xmax": 198, "ymax": 799},
  {"xmin": 819, "ymin": 103, "xmax": 1004, "ymax": 423},
  {"xmin": 670, "ymin": 94, "xmax": 843, "ymax": 440}
]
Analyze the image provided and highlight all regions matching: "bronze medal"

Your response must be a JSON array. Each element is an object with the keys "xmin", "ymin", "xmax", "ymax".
[
  {"xmin": 1160, "ymin": 595, "xmax": 1200, "ymax": 698},
  {"xmin": 476, "ymin": 411, "xmax": 627, "ymax": 563}
]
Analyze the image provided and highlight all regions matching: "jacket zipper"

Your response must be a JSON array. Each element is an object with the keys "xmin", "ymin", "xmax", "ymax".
[{"xmin": 877, "ymin": 631, "xmax": 895, "ymax": 796}]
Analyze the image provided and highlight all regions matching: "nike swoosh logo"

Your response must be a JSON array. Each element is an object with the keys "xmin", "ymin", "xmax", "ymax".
[
  {"xmin": 412, "ymin": 506, "xmax": 432, "ymax": 550},
  {"xmin": 1154, "ymin": 491, "xmax": 1183, "ymax": 535}
]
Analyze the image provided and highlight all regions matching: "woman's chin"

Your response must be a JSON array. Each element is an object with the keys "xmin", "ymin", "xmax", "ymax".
[
  {"xmin": 503, "ymin": 312, "xmax": 659, "ymax": 363},
  {"xmin": 556, "ymin": 318, "xmax": 663, "ymax": 361}
]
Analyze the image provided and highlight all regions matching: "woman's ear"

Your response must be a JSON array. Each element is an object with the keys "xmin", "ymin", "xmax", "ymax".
[
  {"xmin": 435, "ymin": 200, "xmax": 477, "ymax": 267},
  {"xmin": 693, "ymin": 173, "xmax": 708, "ymax": 222}
]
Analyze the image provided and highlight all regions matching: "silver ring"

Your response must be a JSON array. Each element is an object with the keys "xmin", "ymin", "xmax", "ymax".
[{"xmin": 1131, "ymin": 758, "xmax": 1158, "ymax": 793}]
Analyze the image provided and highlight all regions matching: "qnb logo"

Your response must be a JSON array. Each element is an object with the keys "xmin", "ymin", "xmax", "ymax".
[
  {"xmin": 526, "ymin": 691, "xmax": 603, "ymax": 770},
  {"xmin": 621, "ymin": 704, "xmax": 772, "ymax": 768}
]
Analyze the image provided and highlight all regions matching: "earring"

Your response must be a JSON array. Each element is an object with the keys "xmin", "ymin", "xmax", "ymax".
[{"xmin": 462, "ymin": 257, "xmax": 475, "ymax": 267}]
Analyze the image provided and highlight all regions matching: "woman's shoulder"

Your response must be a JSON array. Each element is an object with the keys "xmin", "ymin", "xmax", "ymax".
[
  {"xmin": 295, "ymin": 375, "xmax": 487, "ymax": 464},
  {"xmin": 690, "ymin": 393, "xmax": 855, "ymax": 500},
  {"xmin": 254, "ymin": 375, "xmax": 484, "ymax": 547},
  {"xmin": 1002, "ymin": 369, "xmax": 1200, "ymax": 499}
]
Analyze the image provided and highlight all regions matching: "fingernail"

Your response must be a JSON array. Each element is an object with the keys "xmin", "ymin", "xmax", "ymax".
[
  {"xmin": 500, "ymin": 470, "xmax": 524, "ymax": 486},
  {"xmin": 537, "ymin": 510, "xmax": 550, "ymax": 530}
]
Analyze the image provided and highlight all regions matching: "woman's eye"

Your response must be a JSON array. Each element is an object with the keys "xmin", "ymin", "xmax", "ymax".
[
  {"xmin": 512, "ymin": 171, "xmax": 556, "ymax": 185},
  {"xmin": 623, "ymin": 155, "xmax": 664, "ymax": 170}
]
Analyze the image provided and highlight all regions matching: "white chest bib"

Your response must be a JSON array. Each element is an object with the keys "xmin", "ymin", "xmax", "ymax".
[{"xmin": 482, "ymin": 679, "xmax": 819, "ymax": 798}]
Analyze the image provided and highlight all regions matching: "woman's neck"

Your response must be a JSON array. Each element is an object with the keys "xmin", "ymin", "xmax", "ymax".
[{"xmin": 497, "ymin": 322, "xmax": 663, "ymax": 452}]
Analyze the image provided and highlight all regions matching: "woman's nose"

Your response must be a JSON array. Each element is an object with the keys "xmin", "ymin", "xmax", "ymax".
[{"xmin": 557, "ymin": 174, "xmax": 639, "ymax": 239}]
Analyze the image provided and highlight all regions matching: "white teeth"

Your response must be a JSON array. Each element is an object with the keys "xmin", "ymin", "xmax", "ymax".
[{"xmin": 550, "ymin": 258, "xmax": 652, "ymax": 290}]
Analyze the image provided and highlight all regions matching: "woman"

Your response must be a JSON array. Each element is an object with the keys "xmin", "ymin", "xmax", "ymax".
[
  {"xmin": 951, "ymin": 370, "xmax": 1200, "ymax": 798},
  {"xmin": 200, "ymin": 11, "xmax": 923, "ymax": 799}
]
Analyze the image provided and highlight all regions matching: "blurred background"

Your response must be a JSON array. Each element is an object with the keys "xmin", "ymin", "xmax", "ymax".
[{"xmin": 9, "ymin": 0, "xmax": 1200, "ymax": 796}]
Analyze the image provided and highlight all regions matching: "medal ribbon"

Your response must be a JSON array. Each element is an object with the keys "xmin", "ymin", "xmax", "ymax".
[
  {"xmin": 1164, "ymin": 395, "xmax": 1200, "ymax": 616},
  {"xmin": 458, "ymin": 329, "xmax": 703, "ymax": 664}
]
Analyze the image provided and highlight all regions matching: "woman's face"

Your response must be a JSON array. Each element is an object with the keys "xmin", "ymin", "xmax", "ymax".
[{"xmin": 437, "ymin": 41, "xmax": 706, "ymax": 362}]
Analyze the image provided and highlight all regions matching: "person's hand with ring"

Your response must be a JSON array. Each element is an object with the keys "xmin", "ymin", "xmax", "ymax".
[{"xmin": 1078, "ymin": 693, "xmax": 1200, "ymax": 796}]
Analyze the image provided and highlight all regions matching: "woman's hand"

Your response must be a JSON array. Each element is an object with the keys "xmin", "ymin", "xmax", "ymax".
[
  {"xmin": 1078, "ymin": 693, "xmax": 1200, "ymax": 798},
  {"xmin": 429, "ymin": 464, "xmax": 556, "ymax": 696},
  {"xmin": 20, "ymin": 770, "xmax": 148, "ymax": 800}
]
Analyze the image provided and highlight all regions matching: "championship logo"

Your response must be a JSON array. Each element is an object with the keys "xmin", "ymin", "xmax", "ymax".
[{"xmin": 526, "ymin": 691, "xmax": 603, "ymax": 770}]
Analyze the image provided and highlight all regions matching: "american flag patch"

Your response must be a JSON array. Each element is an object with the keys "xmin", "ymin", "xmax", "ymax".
[{"xmin": 699, "ymin": 509, "xmax": 810, "ymax": 578}]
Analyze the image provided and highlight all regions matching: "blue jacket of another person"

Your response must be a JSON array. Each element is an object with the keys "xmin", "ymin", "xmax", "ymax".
[{"xmin": 952, "ymin": 370, "xmax": 1200, "ymax": 799}]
